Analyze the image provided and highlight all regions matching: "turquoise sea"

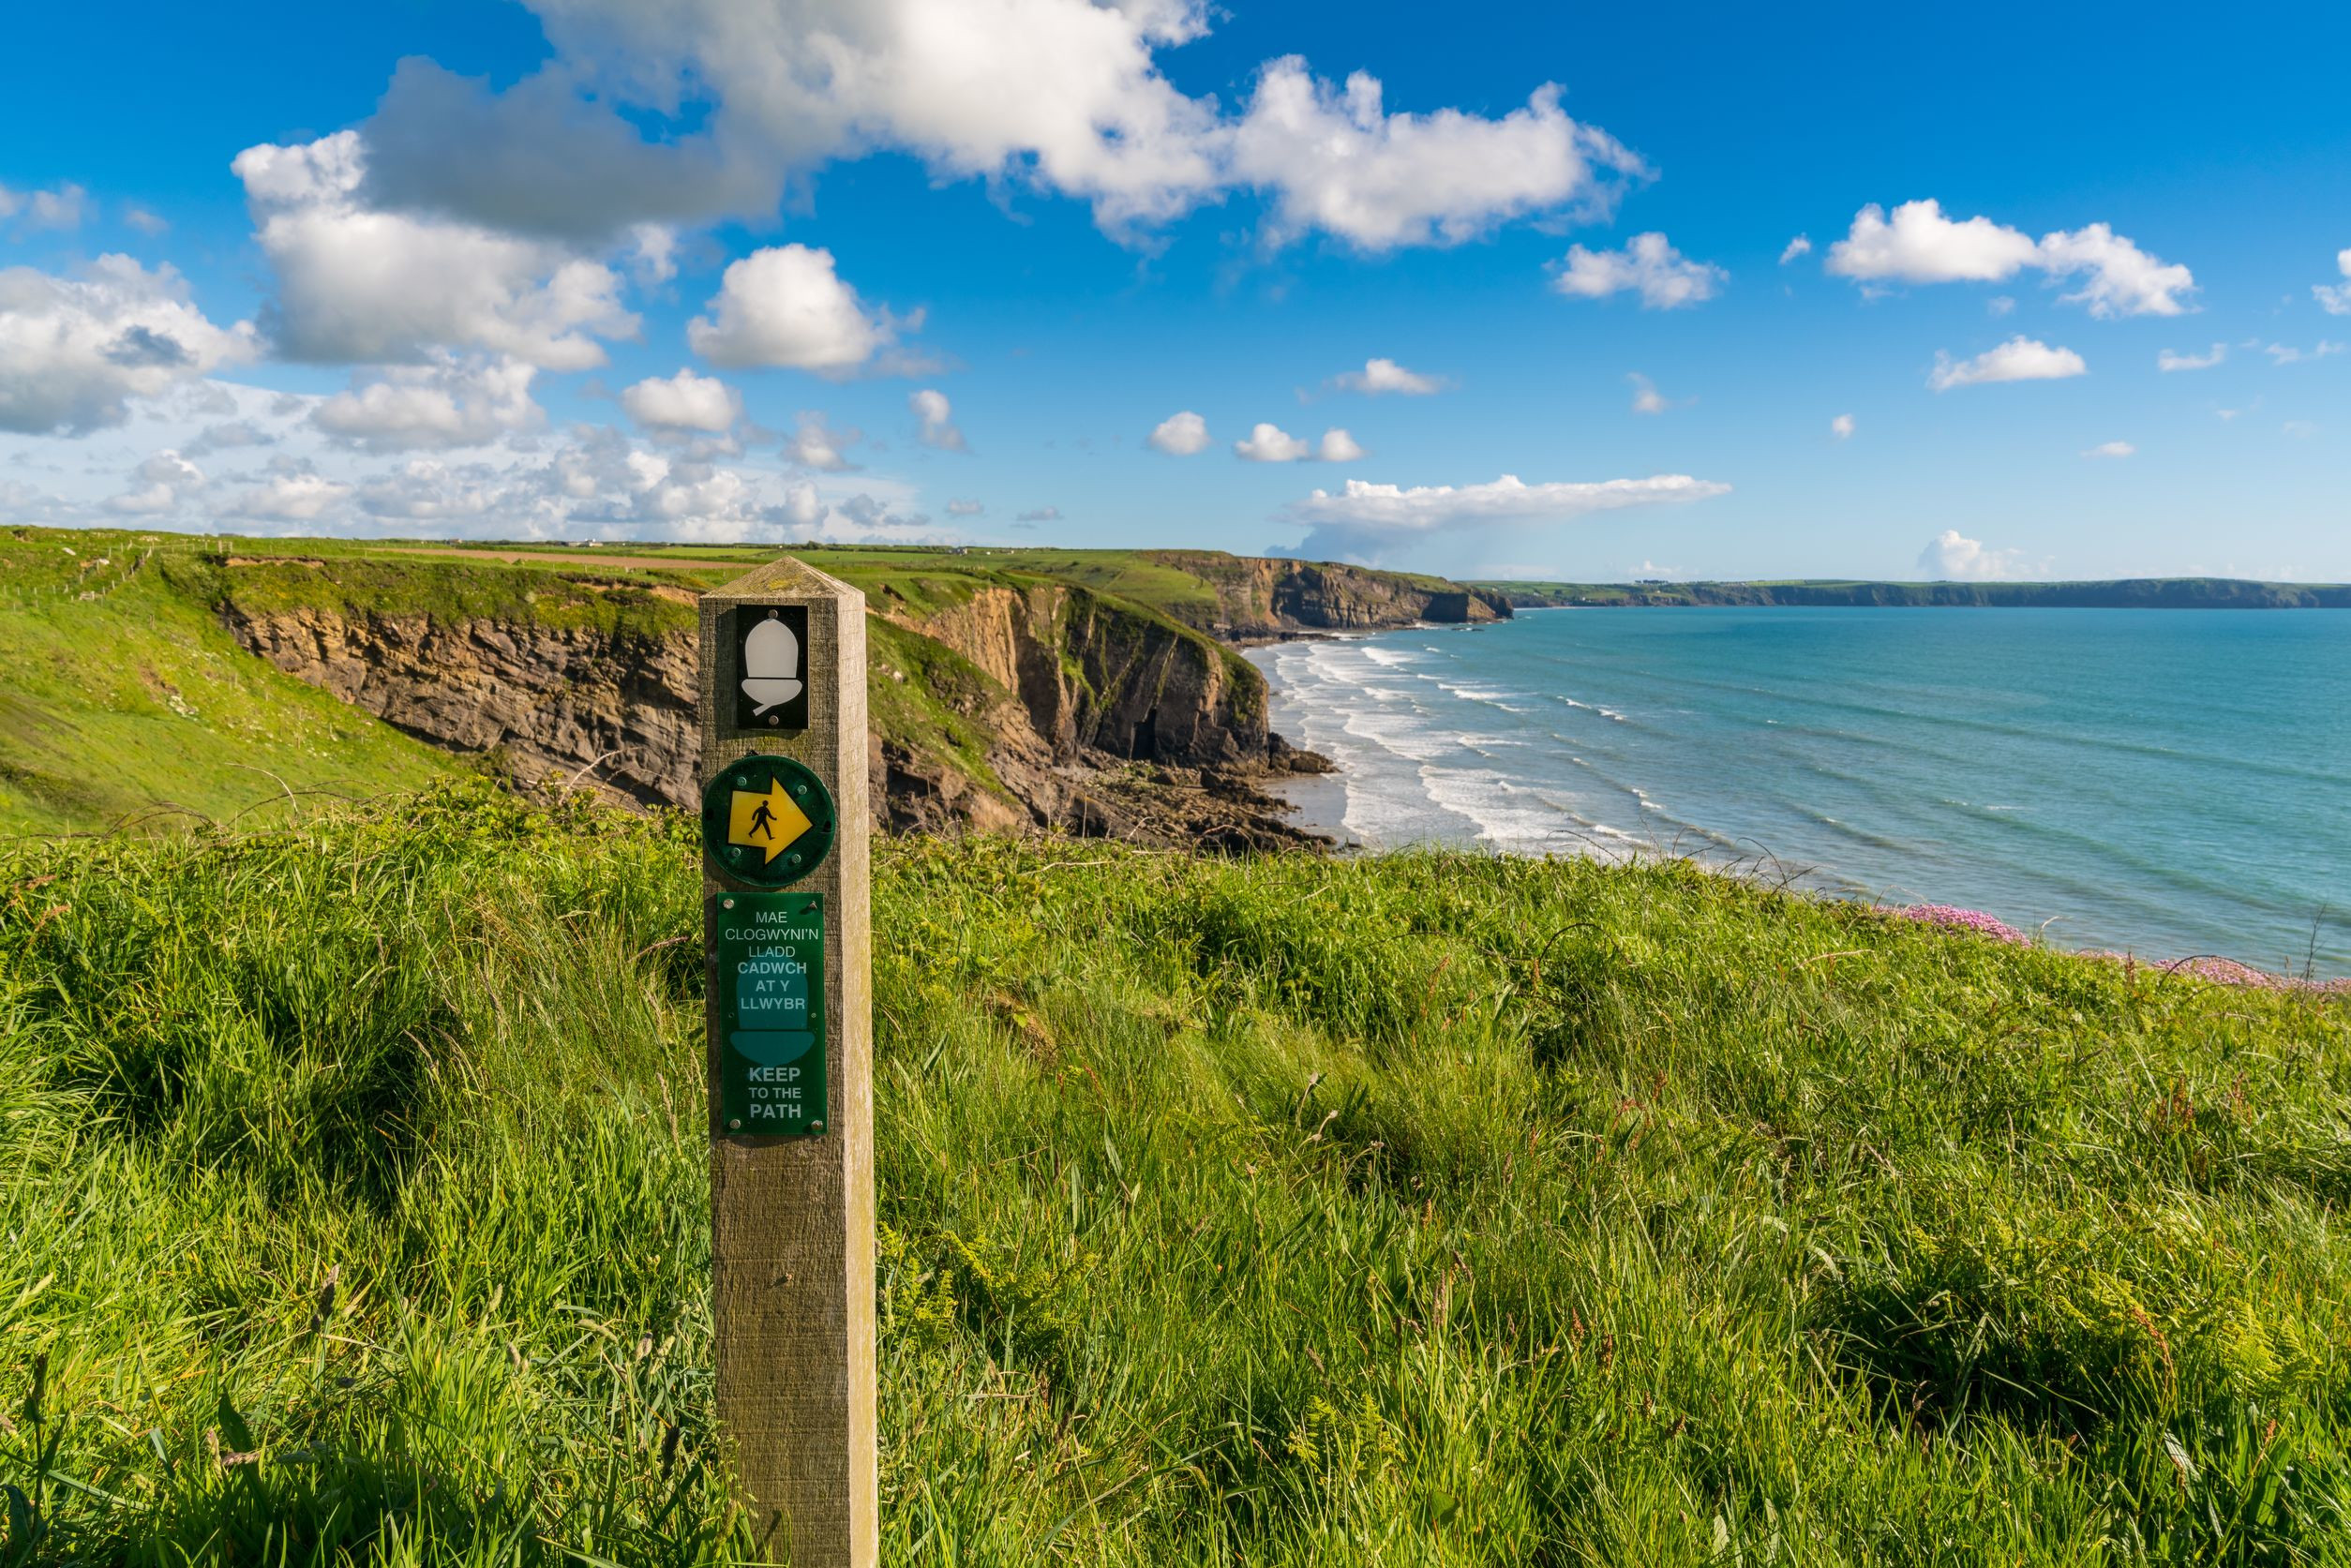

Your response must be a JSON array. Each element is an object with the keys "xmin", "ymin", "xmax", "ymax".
[{"xmin": 1250, "ymin": 607, "xmax": 2351, "ymax": 977}]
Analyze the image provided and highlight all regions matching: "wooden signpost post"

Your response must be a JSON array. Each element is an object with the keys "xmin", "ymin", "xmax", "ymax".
[{"xmin": 698, "ymin": 558, "xmax": 877, "ymax": 1566}]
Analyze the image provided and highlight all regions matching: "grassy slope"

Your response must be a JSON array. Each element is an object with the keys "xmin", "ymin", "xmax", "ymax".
[
  {"xmin": 0, "ymin": 531, "xmax": 461, "ymax": 837},
  {"xmin": 0, "ymin": 530, "xmax": 1298, "ymax": 837},
  {"xmin": 7, "ymin": 789, "xmax": 2349, "ymax": 1564},
  {"xmin": 0, "ymin": 537, "xmax": 1084, "ymax": 835}
]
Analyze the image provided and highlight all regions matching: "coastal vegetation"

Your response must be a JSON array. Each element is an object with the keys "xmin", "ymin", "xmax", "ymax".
[
  {"xmin": 0, "ymin": 528, "xmax": 1485, "ymax": 843},
  {"xmin": 7, "ymin": 785, "xmax": 2350, "ymax": 1563}
]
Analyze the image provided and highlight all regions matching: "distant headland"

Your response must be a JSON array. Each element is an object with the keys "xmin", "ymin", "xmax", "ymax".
[{"xmin": 1475, "ymin": 577, "xmax": 2351, "ymax": 609}]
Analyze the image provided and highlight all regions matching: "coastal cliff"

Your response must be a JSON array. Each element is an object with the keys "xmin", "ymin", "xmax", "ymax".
[
  {"xmin": 212, "ymin": 558, "xmax": 1325, "ymax": 848},
  {"xmin": 222, "ymin": 604, "xmax": 702, "ymax": 809},
  {"xmin": 0, "ymin": 533, "xmax": 1510, "ymax": 844},
  {"xmin": 1137, "ymin": 552, "xmax": 1513, "ymax": 639}
]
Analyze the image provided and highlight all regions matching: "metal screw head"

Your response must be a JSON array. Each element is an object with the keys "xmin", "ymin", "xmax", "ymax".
[
  {"xmin": 795, "ymin": 784, "xmax": 808, "ymax": 797},
  {"xmin": 723, "ymin": 897, "xmax": 736, "ymax": 909},
  {"xmin": 789, "ymin": 853, "xmax": 802, "ymax": 866},
  {"xmin": 727, "ymin": 1118, "xmax": 742, "ymax": 1131},
  {"xmin": 811, "ymin": 1121, "xmax": 825, "ymax": 1132}
]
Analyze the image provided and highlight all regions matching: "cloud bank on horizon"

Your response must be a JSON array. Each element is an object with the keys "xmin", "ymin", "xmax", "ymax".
[{"xmin": 0, "ymin": 0, "xmax": 2344, "ymax": 578}]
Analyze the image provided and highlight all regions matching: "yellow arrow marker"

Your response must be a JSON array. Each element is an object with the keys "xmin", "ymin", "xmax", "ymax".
[{"xmin": 727, "ymin": 777, "xmax": 814, "ymax": 865}]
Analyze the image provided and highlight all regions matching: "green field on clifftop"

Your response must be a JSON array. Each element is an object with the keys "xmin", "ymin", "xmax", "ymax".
[
  {"xmin": 0, "ymin": 527, "xmax": 1430, "ymax": 838},
  {"xmin": 0, "ymin": 532, "xmax": 463, "ymax": 836},
  {"xmin": 6, "ymin": 787, "xmax": 2350, "ymax": 1563}
]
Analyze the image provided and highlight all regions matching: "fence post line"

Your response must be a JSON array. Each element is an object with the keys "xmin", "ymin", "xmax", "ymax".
[{"xmin": 696, "ymin": 556, "xmax": 877, "ymax": 1567}]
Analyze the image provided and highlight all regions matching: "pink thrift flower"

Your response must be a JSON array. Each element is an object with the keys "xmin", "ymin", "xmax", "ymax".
[{"xmin": 1896, "ymin": 903, "xmax": 2029, "ymax": 945}]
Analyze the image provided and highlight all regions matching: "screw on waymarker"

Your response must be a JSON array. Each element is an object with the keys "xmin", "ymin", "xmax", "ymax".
[{"xmin": 728, "ymin": 1118, "xmax": 742, "ymax": 1131}]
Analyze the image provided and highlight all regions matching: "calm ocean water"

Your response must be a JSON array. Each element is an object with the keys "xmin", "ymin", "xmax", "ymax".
[{"xmin": 1250, "ymin": 607, "xmax": 2351, "ymax": 976}]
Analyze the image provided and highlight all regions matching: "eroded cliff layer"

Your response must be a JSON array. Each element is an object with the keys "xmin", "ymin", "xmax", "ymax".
[
  {"xmin": 224, "ymin": 605, "xmax": 703, "ymax": 809},
  {"xmin": 217, "ymin": 564, "xmax": 1320, "ymax": 847}
]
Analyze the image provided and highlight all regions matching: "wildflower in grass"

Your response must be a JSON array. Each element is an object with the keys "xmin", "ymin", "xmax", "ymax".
[
  {"xmin": 2154, "ymin": 956, "xmax": 2351, "ymax": 995},
  {"xmin": 1895, "ymin": 903, "xmax": 2029, "ymax": 945}
]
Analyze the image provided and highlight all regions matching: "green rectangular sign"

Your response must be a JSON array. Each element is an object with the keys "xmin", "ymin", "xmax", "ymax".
[{"xmin": 711, "ymin": 891, "xmax": 827, "ymax": 1137}]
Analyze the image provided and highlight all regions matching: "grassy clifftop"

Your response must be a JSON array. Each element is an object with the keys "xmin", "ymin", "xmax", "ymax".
[
  {"xmin": 6, "ymin": 787, "xmax": 2348, "ymax": 1562},
  {"xmin": 0, "ymin": 531, "xmax": 463, "ymax": 835},
  {"xmin": 0, "ymin": 528, "xmax": 1481, "ymax": 838}
]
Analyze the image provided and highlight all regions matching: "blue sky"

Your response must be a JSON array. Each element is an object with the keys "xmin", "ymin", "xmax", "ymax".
[{"xmin": 3, "ymin": 0, "xmax": 2346, "ymax": 578}]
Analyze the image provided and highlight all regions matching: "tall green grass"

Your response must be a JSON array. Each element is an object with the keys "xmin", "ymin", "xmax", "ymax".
[{"xmin": 5, "ymin": 784, "xmax": 2348, "ymax": 1563}]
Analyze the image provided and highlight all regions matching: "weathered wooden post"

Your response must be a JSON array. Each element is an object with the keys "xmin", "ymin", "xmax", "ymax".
[{"xmin": 697, "ymin": 559, "xmax": 876, "ymax": 1566}]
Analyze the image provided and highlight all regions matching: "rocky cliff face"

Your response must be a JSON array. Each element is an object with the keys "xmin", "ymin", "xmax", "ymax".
[
  {"xmin": 1138, "ymin": 553, "xmax": 1513, "ymax": 639},
  {"xmin": 224, "ymin": 605, "xmax": 701, "ymax": 809},
  {"xmin": 222, "ymin": 578, "xmax": 1318, "ymax": 847},
  {"xmin": 862, "ymin": 580, "xmax": 1311, "ymax": 845}
]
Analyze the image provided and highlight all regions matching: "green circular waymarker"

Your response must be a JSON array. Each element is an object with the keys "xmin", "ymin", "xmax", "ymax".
[{"xmin": 701, "ymin": 754, "xmax": 837, "ymax": 887}]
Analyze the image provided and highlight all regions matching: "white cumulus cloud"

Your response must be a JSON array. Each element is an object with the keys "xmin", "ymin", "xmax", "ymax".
[
  {"xmin": 1283, "ymin": 472, "xmax": 1730, "ymax": 563},
  {"xmin": 0, "ymin": 255, "xmax": 257, "ymax": 434},
  {"xmin": 2316, "ymin": 249, "xmax": 2351, "ymax": 315},
  {"xmin": 355, "ymin": 458, "xmax": 502, "ymax": 521},
  {"xmin": 621, "ymin": 367, "xmax": 741, "ymax": 432},
  {"xmin": 354, "ymin": 3, "xmax": 1646, "ymax": 254},
  {"xmin": 312, "ymin": 353, "xmax": 543, "ymax": 451},
  {"xmin": 1830, "ymin": 413, "xmax": 1854, "ymax": 439},
  {"xmin": 0, "ymin": 382, "xmax": 963, "ymax": 545},
  {"xmin": 0, "ymin": 182, "xmax": 89, "ymax": 231},
  {"xmin": 2265, "ymin": 340, "xmax": 2344, "ymax": 365},
  {"xmin": 782, "ymin": 411, "xmax": 860, "ymax": 471},
  {"xmin": 1235, "ymin": 423, "xmax": 1308, "ymax": 462},
  {"xmin": 1918, "ymin": 529, "xmax": 2035, "ymax": 581},
  {"xmin": 1928, "ymin": 336, "xmax": 2087, "ymax": 391},
  {"xmin": 2158, "ymin": 344, "xmax": 2225, "ymax": 372},
  {"xmin": 233, "ymin": 132, "xmax": 637, "ymax": 368},
  {"xmin": 2081, "ymin": 440, "xmax": 2135, "ymax": 459},
  {"xmin": 1627, "ymin": 373, "xmax": 1670, "ymax": 414},
  {"xmin": 1827, "ymin": 200, "xmax": 2194, "ymax": 317},
  {"xmin": 778, "ymin": 480, "xmax": 829, "ymax": 530},
  {"xmin": 233, "ymin": 470, "xmax": 353, "ymax": 522},
  {"xmin": 1229, "ymin": 60, "xmax": 1644, "ymax": 251},
  {"xmin": 1235, "ymin": 422, "xmax": 1361, "ymax": 462},
  {"xmin": 1551, "ymin": 232, "xmax": 1725, "ymax": 308},
  {"xmin": 1148, "ymin": 410, "xmax": 1210, "ymax": 455},
  {"xmin": 910, "ymin": 387, "xmax": 966, "ymax": 451},
  {"xmin": 1779, "ymin": 234, "xmax": 1811, "ymax": 264},
  {"xmin": 105, "ymin": 449, "xmax": 205, "ymax": 515},
  {"xmin": 688, "ymin": 244, "xmax": 908, "ymax": 374},
  {"xmin": 1327, "ymin": 356, "xmax": 1445, "ymax": 395},
  {"xmin": 945, "ymin": 498, "xmax": 985, "ymax": 515}
]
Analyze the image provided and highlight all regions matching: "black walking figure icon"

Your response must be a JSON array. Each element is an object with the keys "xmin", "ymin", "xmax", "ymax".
[{"xmin": 748, "ymin": 800, "xmax": 777, "ymax": 840}]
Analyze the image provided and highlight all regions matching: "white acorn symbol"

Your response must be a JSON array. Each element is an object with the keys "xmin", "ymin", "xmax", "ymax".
[{"xmin": 741, "ymin": 615, "xmax": 803, "ymax": 716}]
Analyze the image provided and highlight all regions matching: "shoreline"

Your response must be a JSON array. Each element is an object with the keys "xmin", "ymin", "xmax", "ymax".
[{"xmin": 1244, "ymin": 612, "xmax": 2350, "ymax": 986}]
